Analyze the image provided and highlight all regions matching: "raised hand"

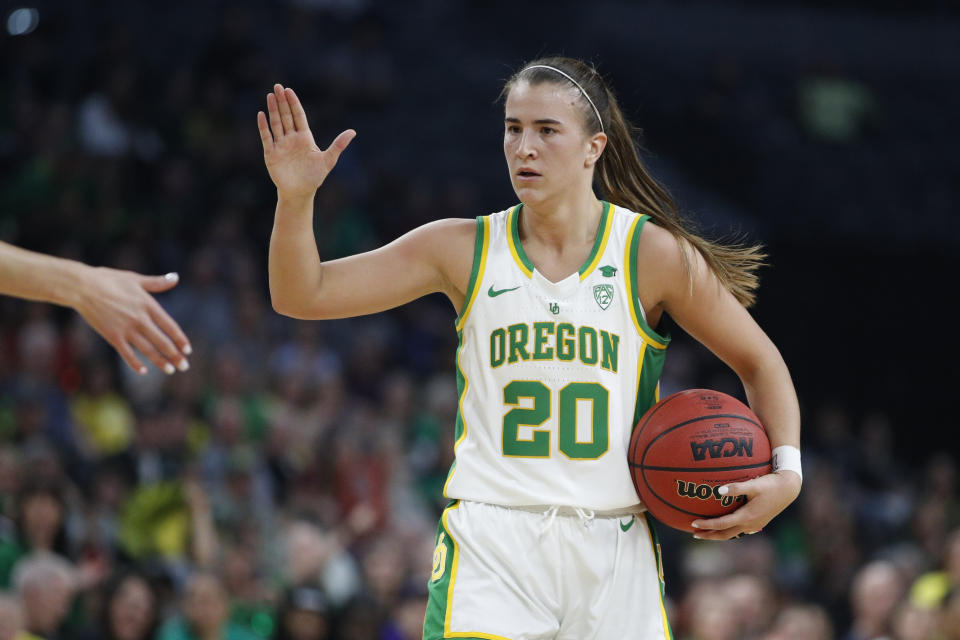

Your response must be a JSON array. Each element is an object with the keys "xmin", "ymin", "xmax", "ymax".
[{"xmin": 257, "ymin": 84, "xmax": 356, "ymax": 200}]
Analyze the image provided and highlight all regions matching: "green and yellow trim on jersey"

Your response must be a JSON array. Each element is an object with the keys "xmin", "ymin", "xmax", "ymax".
[
  {"xmin": 423, "ymin": 501, "xmax": 513, "ymax": 640},
  {"xmin": 505, "ymin": 202, "xmax": 613, "ymax": 280},
  {"xmin": 643, "ymin": 513, "xmax": 675, "ymax": 640},
  {"xmin": 445, "ymin": 216, "xmax": 490, "ymax": 498},
  {"xmin": 626, "ymin": 214, "xmax": 671, "ymax": 425},
  {"xmin": 456, "ymin": 216, "xmax": 490, "ymax": 332},
  {"xmin": 624, "ymin": 214, "xmax": 670, "ymax": 350}
]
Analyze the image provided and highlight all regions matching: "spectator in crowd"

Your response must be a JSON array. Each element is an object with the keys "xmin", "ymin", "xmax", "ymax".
[
  {"xmin": 274, "ymin": 584, "xmax": 330, "ymax": 640},
  {"xmin": 764, "ymin": 604, "xmax": 834, "ymax": 640},
  {"xmin": 844, "ymin": 560, "xmax": 905, "ymax": 640},
  {"xmin": 157, "ymin": 571, "xmax": 259, "ymax": 640},
  {"xmin": 0, "ymin": 592, "xmax": 25, "ymax": 640},
  {"xmin": 0, "ymin": 477, "xmax": 70, "ymax": 588},
  {"xmin": 11, "ymin": 552, "xmax": 78, "ymax": 640},
  {"xmin": 75, "ymin": 569, "xmax": 160, "ymax": 640}
]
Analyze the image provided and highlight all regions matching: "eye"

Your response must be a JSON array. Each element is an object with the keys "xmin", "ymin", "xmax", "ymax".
[
  {"xmin": 506, "ymin": 125, "xmax": 521, "ymax": 134},
  {"xmin": 540, "ymin": 127, "xmax": 556, "ymax": 135}
]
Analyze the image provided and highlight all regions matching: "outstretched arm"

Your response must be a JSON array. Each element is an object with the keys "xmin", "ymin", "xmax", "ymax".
[
  {"xmin": 0, "ymin": 241, "xmax": 191, "ymax": 374},
  {"xmin": 636, "ymin": 225, "xmax": 801, "ymax": 540},
  {"xmin": 259, "ymin": 84, "xmax": 473, "ymax": 319}
]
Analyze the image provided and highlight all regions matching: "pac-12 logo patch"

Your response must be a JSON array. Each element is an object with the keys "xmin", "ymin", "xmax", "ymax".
[{"xmin": 593, "ymin": 284, "xmax": 614, "ymax": 310}]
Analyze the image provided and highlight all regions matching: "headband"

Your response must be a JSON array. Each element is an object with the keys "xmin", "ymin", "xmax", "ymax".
[{"xmin": 524, "ymin": 64, "xmax": 604, "ymax": 132}]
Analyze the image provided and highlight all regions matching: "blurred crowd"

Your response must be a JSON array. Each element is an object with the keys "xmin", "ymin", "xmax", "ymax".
[{"xmin": 2, "ymin": 1, "xmax": 959, "ymax": 639}]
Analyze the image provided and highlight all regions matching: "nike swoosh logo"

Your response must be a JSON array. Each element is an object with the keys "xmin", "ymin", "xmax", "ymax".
[
  {"xmin": 619, "ymin": 516, "xmax": 635, "ymax": 532},
  {"xmin": 488, "ymin": 285, "xmax": 521, "ymax": 297}
]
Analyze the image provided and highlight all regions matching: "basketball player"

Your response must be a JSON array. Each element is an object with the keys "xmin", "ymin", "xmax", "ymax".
[
  {"xmin": 0, "ymin": 241, "xmax": 191, "ymax": 375},
  {"xmin": 259, "ymin": 57, "xmax": 802, "ymax": 639}
]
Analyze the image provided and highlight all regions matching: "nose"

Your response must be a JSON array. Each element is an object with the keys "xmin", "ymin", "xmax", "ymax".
[{"xmin": 516, "ymin": 130, "xmax": 537, "ymax": 159}]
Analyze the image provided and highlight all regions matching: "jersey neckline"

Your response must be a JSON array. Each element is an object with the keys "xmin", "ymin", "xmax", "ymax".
[{"xmin": 506, "ymin": 201, "xmax": 613, "ymax": 283}]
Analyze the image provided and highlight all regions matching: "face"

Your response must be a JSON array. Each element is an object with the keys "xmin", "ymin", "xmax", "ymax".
[
  {"xmin": 184, "ymin": 575, "xmax": 228, "ymax": 634},
  {"xmin": 283, "ymin": 609, "xmax": 328, "ymax": 640},
  {"xmin": 0, "ymin": 598, "xmax": 23, "ymax": 640},
  {"xmin": 22, "ymin": 493, "xmax": 63, "ymax": 546},
  {"xmin": 109, "ymin": 577, "xmax": 155, "ymax": 640},
  {"xmin": 503, "ymin": 80, "xmax": 605, "ymax": 208},
  {"xmin": 23, "ymin": 577, "xmax": 73, "ymax": 634}
]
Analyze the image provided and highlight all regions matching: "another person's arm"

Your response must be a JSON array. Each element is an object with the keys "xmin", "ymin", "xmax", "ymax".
[
  {"xmin": 637, "ymin": 224, "xmax": 802, "ymax": 540},
  {"xmin": 259, "ymin": 84, "xmax": 473, "ymax": 319},
  {"xmin": 0, "ymin": 241, "xmax": 191, "ymax": 374}
]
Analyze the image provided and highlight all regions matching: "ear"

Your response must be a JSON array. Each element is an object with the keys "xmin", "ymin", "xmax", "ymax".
[{"xmin": 584, "ymin": 132, "xmax": 607, "ymax": 168}]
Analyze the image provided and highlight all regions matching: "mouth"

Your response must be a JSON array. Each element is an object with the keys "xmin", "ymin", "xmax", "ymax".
[{"xmin": 516, "ymin": 168, "xmax": 541, "ymax": 181}]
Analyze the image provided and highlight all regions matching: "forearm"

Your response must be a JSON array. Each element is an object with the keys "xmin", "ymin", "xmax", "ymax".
[
  {"xmin": 268, "ymin": 193, "xmax": 324, "ymax": 316},
  {"xmin": 741, "ymin": 356, "xmax": 800, "ymax": 449},
  {"xmin": 0, "ymin": 241, "xmax": 89, "ymax": 308}
]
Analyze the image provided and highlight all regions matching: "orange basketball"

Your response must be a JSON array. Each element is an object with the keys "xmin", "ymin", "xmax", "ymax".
[{"xmin": 629, "ymin": 389, "xmax": 772, "ymax": 532}]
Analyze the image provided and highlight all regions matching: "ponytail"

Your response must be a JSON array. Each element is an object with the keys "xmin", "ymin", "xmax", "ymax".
[{"xmin": 508, "ymin": 57, "xmax": 766, "ymax": 307}]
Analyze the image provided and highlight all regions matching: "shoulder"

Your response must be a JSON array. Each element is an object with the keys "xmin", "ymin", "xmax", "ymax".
[
  {"xmin": 409, "ymin": 217, "xmax": 478, "ymax": 242},
  {"xmin": 635, "ymin": 219, "xmax": 685, "ymax": 268},
  {"xmin": 403, "ymin": 218, "xmax": 479, "ymax": 264},
  {"xmin": 633, "ymin": 219, "xmax": 706, "ymax": 304}
]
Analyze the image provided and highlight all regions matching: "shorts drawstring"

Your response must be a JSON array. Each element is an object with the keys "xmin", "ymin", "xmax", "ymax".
[
  {"xmin": 539, "ymin": 505, "xmax": 559, "ymax": 538},
  {"xmin": 574, "ymin": 507, "xmax": 595, "ymax": 527},
  {"xmin": 539, "ymin": 506, "xmax": 596, "ymax": 537}
]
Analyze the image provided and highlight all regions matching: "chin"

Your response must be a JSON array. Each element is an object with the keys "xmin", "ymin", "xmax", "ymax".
[{"xmin": 512, "ymin": 185, "xmax": 548, "ymax": 207}]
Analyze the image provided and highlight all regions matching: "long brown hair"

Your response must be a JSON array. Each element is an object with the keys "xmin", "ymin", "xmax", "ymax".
[{"xmin": 503, "ymin": 56, "xmax": 766, "ymax": 307}]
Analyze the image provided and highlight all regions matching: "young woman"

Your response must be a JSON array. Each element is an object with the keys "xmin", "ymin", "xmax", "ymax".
[{"xmin": 259, "ymin": 56, "xmax": 802, "ymax": 640}]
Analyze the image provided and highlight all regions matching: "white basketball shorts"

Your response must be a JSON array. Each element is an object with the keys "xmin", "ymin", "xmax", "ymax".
[{"xmin": 423, "ymin": 500, "xmax": 672, "ymax": 640}]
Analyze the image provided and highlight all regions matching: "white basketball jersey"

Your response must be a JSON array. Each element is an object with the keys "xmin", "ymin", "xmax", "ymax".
[{"xmin": 443, "ymin": 202, "xmax": 671, "ymax": 510}]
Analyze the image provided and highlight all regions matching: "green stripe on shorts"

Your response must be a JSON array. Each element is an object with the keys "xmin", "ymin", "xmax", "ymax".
[
  {"xmin": 643, "ymin": 513, "xmax": 674, "ymax": 640},
  {"xmin": 423, "ymin": 501, "xmax": 459, "ymax": 639}
]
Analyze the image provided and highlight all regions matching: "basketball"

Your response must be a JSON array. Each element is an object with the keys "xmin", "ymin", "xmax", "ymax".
[{"xmin": 629, "ymin": 389, "xmax": 772, "ymax": 533}]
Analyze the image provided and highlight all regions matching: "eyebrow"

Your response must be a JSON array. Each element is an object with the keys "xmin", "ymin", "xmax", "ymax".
[{"xmin": 504, "ymin": 117, "xmax": 563, "ymax": 125}]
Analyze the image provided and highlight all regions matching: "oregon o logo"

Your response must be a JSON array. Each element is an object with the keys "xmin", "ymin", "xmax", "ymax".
[{"xmin": 431, "ymin": 533, "xmax": 448, "ymax": 581}]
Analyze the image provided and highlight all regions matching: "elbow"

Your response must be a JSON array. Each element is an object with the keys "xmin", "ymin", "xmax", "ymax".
[
  {"xmin": 270, "ymin": 295, "xmax": 324, "ymax": 320},
  {"xmin": 270, "ymin": 293, "xmax": 302, "ymax": 318}
]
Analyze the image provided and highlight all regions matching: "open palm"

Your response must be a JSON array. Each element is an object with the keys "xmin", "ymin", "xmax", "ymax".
[{"xmin": 257, "ymin": 83, "xmax": 356, "ymax": 200}]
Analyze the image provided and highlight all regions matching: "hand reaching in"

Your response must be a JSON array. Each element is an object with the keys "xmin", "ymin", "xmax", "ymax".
[
  {"xmin": 258, "ymin": 84, "xmax": 356, "ymax": 200},
  {"xmin": 74, "ymin": 267, "xmax": 191, "ymax": 375}
]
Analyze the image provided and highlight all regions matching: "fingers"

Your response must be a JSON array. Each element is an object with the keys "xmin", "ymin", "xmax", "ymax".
[
  {"xmin": 137, "ymin": 274, "xmax": 192, "ymax": 357},
  {"xmin": 274, "ymin": 84, "xmax": 296, "ymax": 134},
  {"xmin": 692, "ymin": 527, "xmax": 762, "ymax": 541},
  {"xmin": 257, "ymin": 111, "xmax": 274, "ymax": 151},
  {"xmin": 129, "ymin": 332, "xmax": 177, "ymax": 375},
  {"xmin": 692, "ymin": 526, "xmax": 743, "ymax": 541},
  {"xmin": 285, "ymin": 87, "xmax": 309, "ymax": 132},
  {"xmin": 691, "ymin": 512, "xmax": 741, "ymax": 533},
  {"xmin": 147, "ymin": 300, "xmax": 192, "ymax": 358},
  {"xmin": 325, "ymin": 129, "xmax": 357, "ymax": 166},
  {"xmin": 140, "ymin": 316, "xmax": 189, "ymax": 372},
  {"xmin": 717, "ymin": 478, "xmax": 759, "ymax": 498},
  {"xmin": 267, "ymin": 92, "xmax": 284, "ymax": 138},
  {"xmin": 113, "ymin": 338, "xmax": 148, "ymax": 376},
  {"xmin": 139, "ymin": 272, "xmax": 180, "ymax": 293}
]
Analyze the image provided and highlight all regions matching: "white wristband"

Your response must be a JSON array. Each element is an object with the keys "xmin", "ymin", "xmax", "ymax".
[{"xmin": 772, "ymin": 445, "xmax": 802, "ymax": 482}]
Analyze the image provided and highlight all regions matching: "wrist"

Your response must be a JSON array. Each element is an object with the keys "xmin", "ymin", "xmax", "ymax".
[
  {"xmin": 772, "ymin": 445, "xmax": 802, "ymax": 483},
  {"xmin": 276, "ymin": 190, "xmax": 316, "ymax": 210},
  {"xmin": 54, "ymin": 260, "xmax": 96, "ymax": 310}
]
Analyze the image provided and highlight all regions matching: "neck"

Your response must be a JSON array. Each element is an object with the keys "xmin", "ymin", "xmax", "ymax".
[{"xmin": 520, "ymin": 188, "xmax": 603, "ymax": 249}]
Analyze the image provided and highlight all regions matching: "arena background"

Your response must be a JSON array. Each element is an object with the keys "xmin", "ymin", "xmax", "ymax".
[{"xmin": 1, "ymin": 1, "xmax": 958, "ymax": 639}]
